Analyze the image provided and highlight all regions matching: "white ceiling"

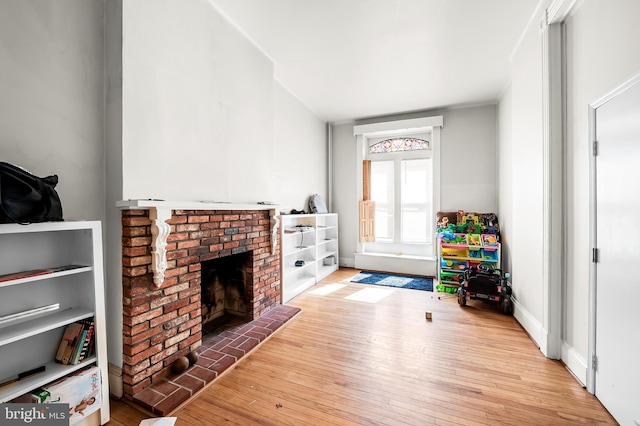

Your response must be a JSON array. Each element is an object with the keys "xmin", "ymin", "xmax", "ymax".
[{"xmin": 209, "ymin": 0, "xmax": 540, "ymax": 123}]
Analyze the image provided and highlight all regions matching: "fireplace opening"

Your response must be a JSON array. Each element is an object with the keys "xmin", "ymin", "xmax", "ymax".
[{"xmin": 201, "ymin": 251, "xmax": 252, "ymax": 336}]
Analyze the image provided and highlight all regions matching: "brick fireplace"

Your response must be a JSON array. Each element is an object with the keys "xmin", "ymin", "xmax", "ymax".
[{"xmin": 120, "ymin": 205, "xmax": 282, "ymax": 399}]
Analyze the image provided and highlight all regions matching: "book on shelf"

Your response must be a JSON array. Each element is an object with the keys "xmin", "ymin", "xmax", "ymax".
[
  {"xmin": 70, "ymin": 329, "xmax": 88, "ymax": 365},
  {"xmin": 56, "ymin": 317, "xmax": 95, "ymax": 365},
  {"xmin": 86, "ymin": 327, "xmax": 96, "ymax": 360},
  {"xmin": 0, "ymin": 265, "xmax": 86, "ymax": 283},
  {"xmin": 56, "ymin": 322, "xmax": 84, "ymax": 364},
  {"xmin": 76, "ymin": 320, "xmax": 95, "ymax": 363},
  {"xmin": 70, "ymin": 318, "xmax": 95, "ymax": 365}
]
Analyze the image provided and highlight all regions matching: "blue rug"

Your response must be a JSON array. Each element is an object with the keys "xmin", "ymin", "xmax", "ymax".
[{"xmin": 351, "ymin": 271, "xmax": 433, "ymax": 291}]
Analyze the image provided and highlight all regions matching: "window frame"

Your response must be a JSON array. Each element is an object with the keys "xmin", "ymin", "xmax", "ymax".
[
  {"xmin": 366, "ymin": 138, "xmax": 432, "ymax": 246},
  {"xmin": 354, "ymin": 116, "xmax": 442, "ymax": 258}
]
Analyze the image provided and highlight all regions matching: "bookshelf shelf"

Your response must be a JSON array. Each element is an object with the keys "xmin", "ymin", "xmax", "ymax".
[
  {"xmin": 0, "ymin": 307, "xmax": 94, "ymax": 347},
  {"xmin": 0, "ymin": 221, "xmax": 109, "ymax": 424},
  {"xmin": 0, "ymin": 357, "xmax": 97, "ymax": 403},
  {"xmin": 0, "ymin": 265, "xmax": 92, "ymax": 289},
  {"xmin": 280, "ymin": 213, "xmax": 339, "ymax": 302}
]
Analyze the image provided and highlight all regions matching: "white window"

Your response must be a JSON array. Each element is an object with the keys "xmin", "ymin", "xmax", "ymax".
[
  {"xmin": 367, "ymin": 135, "xmax": 433, "ymax": 255},
  {"xmin": 370, "ymin": 159, "xmax": 394, "ymax": 240},
  {"xmin": 400, "ymin": 157, "xmax": 432, "ymax": 243},
  {"xmin": 354, "ymin": 116, "xmax": 442, "ymax": 259}
]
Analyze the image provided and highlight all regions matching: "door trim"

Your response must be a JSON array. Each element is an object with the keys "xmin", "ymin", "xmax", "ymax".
[{"xmin": 541, "ymin": 19, "xmax": 563, "ymax": 359}]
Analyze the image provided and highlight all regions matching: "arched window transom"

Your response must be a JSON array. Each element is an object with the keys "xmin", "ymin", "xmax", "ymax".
[{"xmin": 369, "ymin": 137, "xmax": 429, "ymax": 154}]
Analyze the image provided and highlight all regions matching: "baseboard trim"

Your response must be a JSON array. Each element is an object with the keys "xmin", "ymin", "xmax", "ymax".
[
  {"xmin": 108, "ymin": 362, "xmax": 123, "ymax": 399},
  {"xmin": 512, "ymin": 297, "xmax": 546, "ymax": 353},
  {"xmin": 561, "ymin": 342, "xmax": 587, "ymax": 386},
  {"xmin": 339, "ymin": 257, "xmax": 355, "ymax": 268}
]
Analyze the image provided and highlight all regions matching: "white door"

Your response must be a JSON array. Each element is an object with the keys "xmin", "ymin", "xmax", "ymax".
[{"xmin": 594, "ymin": 78, "xmax": 640, "ymax": 425}]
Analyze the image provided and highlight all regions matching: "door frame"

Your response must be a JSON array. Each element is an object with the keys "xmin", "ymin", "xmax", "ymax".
[{"xmin": 587, "ymin": 69, "xmax": 640, "ymax": 394}]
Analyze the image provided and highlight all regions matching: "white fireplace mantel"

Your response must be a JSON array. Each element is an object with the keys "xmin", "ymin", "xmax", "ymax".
[{"xmin": 117, "ymin": 200, "xmax": 281, "ymax": 287}]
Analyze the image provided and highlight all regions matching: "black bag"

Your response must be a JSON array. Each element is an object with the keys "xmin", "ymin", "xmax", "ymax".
[{"xmin": 0, "ymin": 162, "xmax": 63, "ymax": 224}]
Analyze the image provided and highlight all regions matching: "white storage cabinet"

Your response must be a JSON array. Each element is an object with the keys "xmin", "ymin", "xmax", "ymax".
[
  {"xmin": 280, "ymin": 213, "xmax": 339, "ymax": 302},
  {"xmin": 0, "ymin": 221, "xmax": 109, "ymax": 425}
]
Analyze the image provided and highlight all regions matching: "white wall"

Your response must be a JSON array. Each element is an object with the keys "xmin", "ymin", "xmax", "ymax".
[
  {"xmin": 122, "ymin": 0, "xmax": 325, "ymax": 208},
  {"xmin": 440, "ymin": 106, "xmax": 497, "ymax": 212},
  {"xmin": 562, "ymin": 0, "xmax": 640, "ymax": 381},
  {"xmin": 273, "ymin": 82, "xmax": 328, "ymax": 212},
  {"xmin": 104, "ymin": 0, "xmax": 124, "ymax": 389},
  {"xmin": 0, "ymin": 0, "xmax": 105, "ymax": 222},
  {"xmin": 504, "ymin": 6, "xmax": 546, "ymax": 347},
  {"xmin": 332, "ymin": 105, "xmax": 498, "ymax": 267},
  {"xmin": 497, "ymin": 85, "xmax": 513, "ymax": 273},
  {"xmin": 122, "ymin": 0, "xmax": 272, "ymax": 203},
  {"xmin": 332, "ymin": 123, "xmax": 358, "ymax": 266}
]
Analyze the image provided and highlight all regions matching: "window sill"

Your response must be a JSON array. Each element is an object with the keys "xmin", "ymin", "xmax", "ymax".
[
  {"xmin": 354, "ymin": 252, "xmax": 437, "ymax": 276},
  {"xmin": 356, "ymin": 252, "xmax": 435, "ymax": 261}
]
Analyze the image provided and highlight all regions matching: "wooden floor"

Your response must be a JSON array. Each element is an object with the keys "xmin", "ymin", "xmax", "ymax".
[{"xmin": 108, "ymin": 268, "xmax": 616, "ymax": 425}]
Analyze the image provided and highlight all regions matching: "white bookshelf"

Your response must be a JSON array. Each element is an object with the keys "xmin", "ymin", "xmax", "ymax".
[
  {"xmin": 280, "ymin": 213, "xmax": 339, "ymax": 302},
  {"xmin": 0, "ymin": 221, "xmax": 109, "ymax": 425}
]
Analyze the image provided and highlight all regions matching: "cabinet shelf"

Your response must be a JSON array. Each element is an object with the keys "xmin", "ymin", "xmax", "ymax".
[
  {"xmin": 0, "ymin": 307, "xmax": 94, "ymax": 347},
  {"xmin": 441, "ymin": 267, "xmax": 466, "ymax": 274},
  {"xmin": 0, "ymin": 356, "xmax": 97, "ymax": 403},
  {"xmin": 284, "ymin": 228, "xmax": 315, "ymax": 235},
  {"xmin": 0, "ymin": 265, "xmax": 92, "ymax": 289},
  {"xmin": 318, "ymin": 238, "xmax": 337, "ymax": 247},
  {"xmin": 283, "ymin": 246, "xmax": 314, "ymax": 257},
  {"xmin": 280, "ymin": 214, "xmax": 339, "ymax": 303},
  {"xmin": 442, "ymin": 256, "xmax": 499, "ymax": 262},
  {"xmin": 320, "ymin": 248, "xmax": 337, "ymax": 255},
  {"xmin": 283, "ymin": 260, "xmax": 316, "ymax": 276}
]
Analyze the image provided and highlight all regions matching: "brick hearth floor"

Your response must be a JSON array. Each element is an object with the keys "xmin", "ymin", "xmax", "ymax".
[{"xmin": 132, "ymin": 304, "xmax": 302, "ymax": 416}]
